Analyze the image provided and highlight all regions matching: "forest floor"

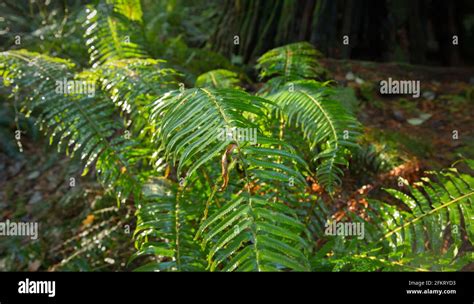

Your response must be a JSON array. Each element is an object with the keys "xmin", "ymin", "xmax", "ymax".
[
  {"xmin": 323, "ymin": 58, "xmax": 474, "ymax": 169},
  {"xmin": 1, "ymin": 59, "xmax": 473, "ymax": 271},
  {"xmin": 319, "ymin": 59, "xmax": 474, "ymax": 217}
]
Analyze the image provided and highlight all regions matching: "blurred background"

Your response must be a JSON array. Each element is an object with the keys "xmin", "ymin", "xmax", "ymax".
[{"xmin": 2, "ymin": 0, "xmax": 474, "ymax": 67}]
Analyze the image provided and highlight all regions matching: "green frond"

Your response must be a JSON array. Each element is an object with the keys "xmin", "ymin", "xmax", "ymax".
[
  {"xmin": 149, "ymin": 88, "xmax": 270, "ymax": 180},
  {"xmin": 257, "ymin": 41, "xmax": 324, "ymax": 80},
  {"xmin": 0, "ymin": 50, "xmax": 142, "ymax": 202},
  {"xmin": 298, "ymin": 195, "xmax": 333, "ymax": 240},
  {"xmin": 195, "ymin": 138, "xmax": 311, "ymax": 271},
  {"xmin": 95, "ymin": 58, "xmax": 180, "ymax": 131},
  {"xmin": 52, "ymin": 192, "xmax": 133, "ymax": 271},
  {"xmin": 348, "ymin": 165, "xmax": 474, "ymax": 270},
  {"xmin": 112, "ymin": 0, "xmax": 143, "ymax": 22},
  {"xmin": 383, "ymin": 168, "xmax": 473, "ymax": 251},
  {"xmin": 197, "ymin": 193, "xmax": 311, "ymax": 271},
  {"xmin": 349, "ymin": 144, "xmax": 392, "ymax": 177},
  {"xmin": 148, "ymin": 87, "xmax": 311, "ymax": 270},
  {"xmin": 267, "ymin": 80, "xmax": 361, "ymax": 192},
  {"xmin": 195, "ymin": 69, "xmax": 240, "ymax": 89},
  {"xmin": 84, "ymin": 0, "xmax": 148, "ymax": 68},
  {"xmin": 2, "ymin": 2, "xmax": 473, "ymax": 274},
  {"xmin": 256, "ymin": 42, "xmax": 326, "ymax": 92},
  {"xmin": 131, "ymin": 178, "xmax": 206, "ymax": 271}
]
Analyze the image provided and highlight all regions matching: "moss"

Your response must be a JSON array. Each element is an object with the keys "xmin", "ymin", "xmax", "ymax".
[{"xmin": 365, "ymin": 128, "xmax": 433, "ymax": 161}]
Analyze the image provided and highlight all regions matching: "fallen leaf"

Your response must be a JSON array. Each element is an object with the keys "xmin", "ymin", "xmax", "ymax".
[
  {"xmin": 82, "ymin": 214, "xmax": 95, "ymax": 226},
  {"xmin": 220, "ymin": 144, "xmax": 237, "ymax": 191},
  {"xmin": 407, "ymin": 113, "xmax": 432, "ymax": 125}
]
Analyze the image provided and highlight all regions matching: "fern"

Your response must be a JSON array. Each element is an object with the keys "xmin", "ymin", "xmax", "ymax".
[
  {"xmin": 350, "ymin": 144, "xmax": 391, "ymax": 176},
  {"xmin": 194, "ymin": 137, "xmax": 311, "ymax": 271},
  {"xmin": 149, "ymin": 88, "xmax": 266, "ymax": 180},
  {"xmin": 379, "ymin": 166, "xmax": 473, "ymax": 256},
  {"xmin": 197, "ymin": 193, "xmax": 311, "ymax": 271},
  {"xmin": 51, "ymin": 192, "xmax": 133, "ymax": 271},
  {"xmin": 0, "ymin": 50, "xmax": 198, "ymax": 271},
  {"xmin": 322, "ymin": 163, "xmax": 474, "ymax": 271},
  {"xmin": 131, "ymin": 178, "xmax": 206, "ymax": 271},
  {"xmin": 84, "ymin": 0, "xmax": 148, "ymax": 68},
  {"xmin": 5, "ymin": 10, "xmax": 470, "ymax": 273},
  {"xmin": 195, "ymin": 69, "xmax": 240, "ymax": 89},
  {"xmin": 256, "ymin": 42, "xmax": 326, "ymax": 93},
  {"xmin": 0, "ymin": 50, "xmax": 142, "ymax": 202},
  {"xmin": 149, "ymin": 87, "xmax": 311, "ymax": 270},
  {"xmin": 4, "ymin": 5, "xmax": 326, "ymax": 272},
  {"xmin": 267, "ymin": 80, "xmax": 361, "ymax": 192},
  {"xmin": 95, "ymin": 58, "xmax": 180, "ymax": 132},
  {"xmin": 112, "ymin": 0, "xmax": 144, "ymax": 22},
  {"xmin": 256, "ymin": 42, "xmax": 359, "ymax": 192}
]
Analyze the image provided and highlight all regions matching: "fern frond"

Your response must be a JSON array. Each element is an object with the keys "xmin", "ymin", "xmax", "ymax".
[
  {"xmin": 0, "ymin": 50, "xmax": 142, "ymax": 202},
  {"xmin": 84, "ymin": 0, "xmax": 147, "ymax": 68},
  {"xmin": 346, "ymin": 164, "xmax": 474, "ymax": 270},
  {"xmin": 195, "ymin": 69, "xmax": 240, "ymax": 89},
  {"xmin": 197, "ymin": 192, "xmax": 311, "ymax": 271},
  {"xmin": 256, "ymin": 42, "xmax": 325, "ymax": 92},
  {"xmin": 112, "ymin": 0, "xmax": 143, "ymax": 22},
  {"xmin": 149, "ymin": 87, "xmax": 311, "ymax": 270},
  {"xmin": 267, "ymin": 80, "xmax": 361, "ymax": 192},
  {"xmin": 149, "ymin": 88, "xmax": 270, "ymax": 180},
  {"xmin": 51, "ymin": 192, "xmax": 133, "ymax": 271},
  {"xmin": 257, "ymin": 42, "xmax": 323, "ymax": 80},
  {"xmin": 131, "ymin": 178, "xmax": 206, "ymax": 271},
  {"xmin": 195, "ymin": 137, "xmax": 311, "ymax": 271},
  {"xmin": 382, "ymin": 168, "xmax": 473, "ymax": 252},
  {"xmin": 95, "ymin": 58, "xmax": 180, "ymax": 132}
]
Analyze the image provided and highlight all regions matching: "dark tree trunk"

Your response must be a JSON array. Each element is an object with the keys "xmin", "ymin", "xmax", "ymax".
[{"xmin": 209, "ymin": 0, "xmax": 473, "ymax": 66}]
